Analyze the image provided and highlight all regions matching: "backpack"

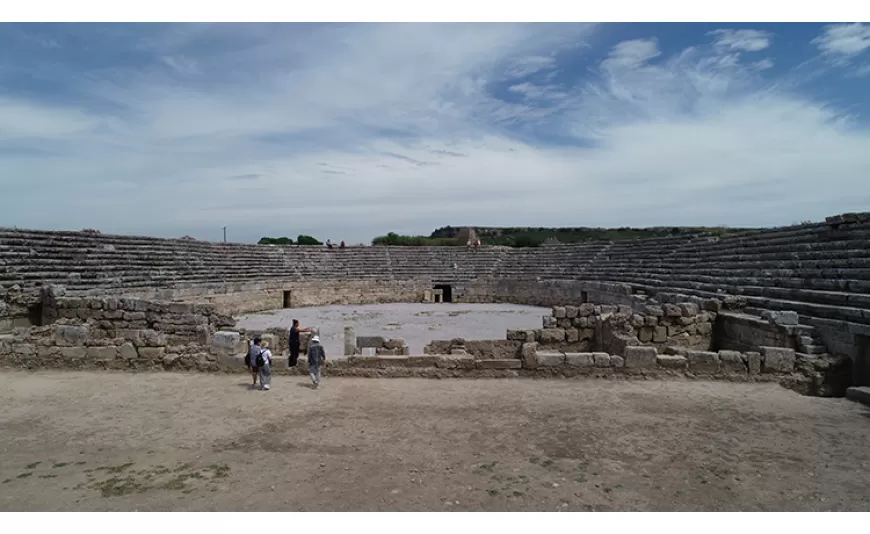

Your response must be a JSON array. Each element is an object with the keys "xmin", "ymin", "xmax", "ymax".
[{"xmin": 255, "ymin": 348, "xmax": 266, "ymax": 368}]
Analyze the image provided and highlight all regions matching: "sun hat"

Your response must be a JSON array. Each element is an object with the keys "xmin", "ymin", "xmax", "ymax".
[{"xmin": 311, "ymin": 335, "xmax": 320, "ymax": 343}]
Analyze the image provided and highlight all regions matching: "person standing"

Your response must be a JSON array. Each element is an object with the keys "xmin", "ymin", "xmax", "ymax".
[
  {"xmin": 289, "ymin": 319, "xmax": 312, "ymax": 367},
  {"xmin": 307, "ymin": 335, "xmax": 327, "ymax": 388},
  {"xmin": 257, "ymin": 340, "xmax": 274, "ymax": 391},
  {"xmin": 246, "ymin": 337, "xmax": 263, "ymax": 388}
]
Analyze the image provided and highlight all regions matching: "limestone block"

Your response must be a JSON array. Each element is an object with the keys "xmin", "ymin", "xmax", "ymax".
[
  {"xmin": 542, "ymin": 316, "xmax": 557, "ymax": 328},
  {"xmin": 553, "ymin": 306, "xmax": 567, "ymax": 318},
  {"xmin": 760, "ymin": 347, "xmax": 796, "ymax": 373},
  {"xmin": 343, "ymin": 327, "xmax": 356, "ymax": 355},
  {"xmin": 119, "ymin": 342, "xmax": 138, "ymax": 360},
  {"xmin": 638, "ymin": 327, "xmax": 653, "ymax": 343},
  {"xmin": 664, "ymin": 345, "xmax": 689, "ymax": 356},
  {"xmin": 624, "ymin": 346, "xmax": 657, "ymax": 369},
  {"xmin": 362, "ymin": 347, "xmax": 377, "ymax": 356},
  {"xmin": 539, "ymin": 328, "xmax": 566, "ymax": 344},
  {"xmin": 477, "ymin": 359, "xmax": 522, "ymax": 370},
  {"xmin": 718, "ymin": 350, "xmax": 746, "ymax": 374},
  {"xmin": 60, "ymin": 347, "xmax": 86, "ymax": 360},
  {"xmin": 610, "ymin": 355, "xmax": 625, "ymax": 368},
  {"xmin": 600, "ymin": 305, "xmax": 617, "ymax": 315},
  {"xmin": 14, "ymin": 344, "xmax": 35, "ymax": 357},
  {"xmin": 696, "ymin": 322, "xmax": 712, "ymax": 335},
  {"xmin": 653, "ymin": 326, "xmax": 668, "ymax": 343},
  {"xmin": 565, "ymin": 306, "xmax": 578, "ymax": 318},
  {"xmin": 565, "ymin": 352, "xmax": 594, "ymax": 367},
  {"xmin": 400, "ymin": 345, "xmax": 410, "ymax": 356},
  {"xmin": 679, "ymin": 302, "xmax": 700, "ymax": 317},
  {"xmin": 384, "ymin": 338, "xmax": 406, "ymax": 350},
  {"xmin": 656, "ymin": 354, "xmax": 688, "ymax": 369},
  {"xmin": 55, "ymin": 325, "xmax": 90, "ymax": 347},
  {"xmin": 744, "ymin": 351, "xmax": 761, "ymax": 375},
  {"xmin": 644, "ymin": 305, "xmax": 664, "ymax": 317},
  {"xmin": 406, "ymin": 355, "xmax": 439, "ymax": 368},
  {"xmin": 577, "ymin": 304, "xmax": 595, "ymax": 317},
  {"xmin": 663, "ymin": 304, "xmax": 682, "ymax": 317},
  {"xmin": 761, "ymin": 310, "xmax": 800, "ymax": 326},
  {"xmin": 574, "ymin": 317, "xmax": 589, "ymax": 328},
  {"xmin": 87, "ymin": 346, "xmax": 118, "ymax": 362},
  {"xmin": 521, "ymin": 342, "xmax": 538, "ymax": 369},
  {"xmin": 537, "ymin": 352, "xmax": 565, "ymax": 368},
  {"xmin": 687, "ymin": 351, "xmax": 719, "ymax": 374},
  {"xmin": 678, "ymin": 316, "xmax": 695, "ymax": 326},
  {"xmin": 578, "ymin": 328, "xmax": 594, "ymax": 340},
  {"xmin": 565, "ymin": 328, "xmax": 579, "ymax": 343},
  {"xmin": 435, "ymin": 354, "xmax": 475, "ymax": 370},
  {"xmin": 645, "ymin": 315, "xmax": 658, "ymax": 326},
  {"xmin": 557, "ymin": 318, "xmax": 572, "ymax": 329},
  {"xmin": 212, "ymin": 330, "xmax": 240, "ymax": 350},
  {"xmin": 631, "ymin": 314, "xmax": 645, "ymax": 328},
  {"xmin": 702, "ymin": 299, "xmax": 722, "ymax": 312},
  {"xmin": 357, "ymin": 336, "xmax": 386, "ymax": 348},
  {"xmin": 524, "ymin": 330, "xmax": 537, "ymax": 342},
  {"xmin": 506, "ymin": 329, "xmax": 526, "ymax": 341},
  {"xmin": 593, "ymin": 353, "xmax": 611, "ymax": 367}
]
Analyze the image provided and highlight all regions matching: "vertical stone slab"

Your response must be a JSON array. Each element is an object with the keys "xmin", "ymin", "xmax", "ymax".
[{"xmin": 344, "ymin": 326, "xmax": 356, "ymax": 356}]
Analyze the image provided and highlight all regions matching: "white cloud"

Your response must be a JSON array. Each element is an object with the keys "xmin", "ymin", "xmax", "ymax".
[
  {"xmin": 812, "ymin": 23, "xmax": 870, "ymax": 57},
  {"xmin": 0, "ymin": 24, "xmax": 869, "ymax": 244},
  {"xmin": 708, "ymin": 29, "xmax": 773, "ymax": 52}
]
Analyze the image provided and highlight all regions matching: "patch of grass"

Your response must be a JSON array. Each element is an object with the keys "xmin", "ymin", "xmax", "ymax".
[
  {"xmin": 207, "ymin": 464, "xmax": 230, "ymax": 479},
  {"xmin": 541, "ymin": 459, "xmax": 554, "ymax": 468},
  {"xmin": 512, "ymin": 490, "xmax": 524, "ymax": 497},
  {"xmin": 17, "ymin": 472, "xmax": 33, "ymax": 479},
  {"xmin": 2, "ymin": 479, "xmax": 10, "ymax": 484},
  {"xmin": 75, "ymin": 461, "xmax": 86, "ymax": 466},
  {"xmin": 39, "ymin": 474, "xmax": 58, "ymax": 479},
  {"xmin": 486, "ymin": 489, "xmax": 500, "ymax": 496},
  {"xmin": 53, "ymin": 462, "xmax": 69, "ymax": 468},
  {"xmin": 105, "ymin": 462, "xmax": 134, "ymax": 473},
  {"xmin": 25, "ymin": 462, "xmax": 41, "ymax": 469},
  {"xmin": 94, "ymin": 476, "xmax": 147, "ymax": 498},
  {"xmin": 477, "ymin": 461, "xmax": 498, "ymax": 473},
  {"xmin": 529, "ymin": 456, "xmax": 540, "ymax": 464}
]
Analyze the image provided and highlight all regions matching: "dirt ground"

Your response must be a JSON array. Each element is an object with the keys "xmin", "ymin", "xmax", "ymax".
[{"xmin": 1, "ymin": 371, "xmax": 869, "ymax": 511}]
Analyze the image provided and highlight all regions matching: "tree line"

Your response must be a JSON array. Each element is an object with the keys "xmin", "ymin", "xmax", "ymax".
[{"xmin": 258, "ymin": 235, "xmax": 322, "ymax": 246}]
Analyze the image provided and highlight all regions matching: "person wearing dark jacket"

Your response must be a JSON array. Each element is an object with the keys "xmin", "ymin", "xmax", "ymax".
[
  {"xmin": 307, "ymin": 335, "xmax": 327, "ymax": 388},
  {"xmin": 288, "ymin": 319, "xmax": 311, "ymax": 367}
]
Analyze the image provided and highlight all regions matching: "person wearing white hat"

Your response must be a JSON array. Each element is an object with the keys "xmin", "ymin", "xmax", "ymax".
[{"xmin": 307, "ymin": 335, "xmax": 327, "ymax": 388}]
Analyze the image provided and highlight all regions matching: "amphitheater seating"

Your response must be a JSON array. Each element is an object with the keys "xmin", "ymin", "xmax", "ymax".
[{"xmin": 2, "ymin": 215, "xmax": 869, "ymax": 328}]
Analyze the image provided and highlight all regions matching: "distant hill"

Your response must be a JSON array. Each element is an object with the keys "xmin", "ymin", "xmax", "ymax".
[{"xmin": 372, "ymin": 224, "xmax": 756, "ymax": 247}]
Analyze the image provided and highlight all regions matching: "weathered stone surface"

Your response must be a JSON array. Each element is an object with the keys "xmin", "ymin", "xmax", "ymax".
[
  {"xmin": 542, "ymin": 316, "xmax": 557, "ymax": 328},
  {"xmin": 610, "ymin": 355, "xmax": 625, "ymax": 367},
  {"xmin": 679, "ymin": 302, "xmax": 700, "ymax": 317},
  {"xmin": 212, "ymin": 331, "xmax": 241, "ymax": 354},
  {"xmin": 521, "ymin": 342, "xmax": 538, "ymax": 369},
  {"xmin": 553, "ymin": 306, "xmax": 567, "ymax": 318},
  {"xmin": 343, "ymin": 326, "xmax": 356, "ymax": 356},
  {"xmin": 87, "ymin": 346, "xmax": 118, "ymax": 361},
  {"xmin": 506, "ymin": 329, "xmax": 526, "ymax": 341},
  {"xmin": 663, "ymin": 304, "xmax": 682, "ymax": 317},
  {"xmin": 656, "ymin": 354, "xmax": 688, "ymax": 369},
  {"xmin": 653, "ymin": 326, "xmax": 668, "ymax": 343},
  {"xmin": 744, "ymin": 351, "xmax": 761, "ymax": 375},
  {"xmin": 539, "ymin": 328, "xmax": 566, "ymax": 343},
  {"xmin": 624, "ymin": 346, "xmax": 657, "ymax": 369},
  {"xmin": 577, "ymin": 304, "xmax": 595, "ymax": 317},
  {"xmin": 761, "ymin": 346, "xmax": 796, "ymax": 373},
  {"xmin": 537, "ymin": 352, "xmax": 565, "ymax": 368},
  {"xmin": 687, "ymin": 351, "xmax": 719, "ymax": 374},
  {"xmin": 524, "ymin": 330, "xmax": 537, "ymax": 342},
  {"xmin": 55, "ymin": 325, "xmax": 89, "ymax": 347},
  {"xmin": 477, "ymin": 359, "xmax": 522, "ymax": 369},
  {"xmin": 384, "ymin": 338, "xmax": 406, "ymax": 350},
  {"xmin": 760, "ymin": 310, "xmax": 800, "ymax": 326},
  {"xmin": 357, "ymin": 336, "xmax": 385, "ymax": 348},
  {"xmin": 638, "ymin": 327, "xmax": 653, "ymax": 343},
  {"xmin": 718, "ymin": 350, "xmax": 746, "ymax": 374},
  {"xmin": 60, "ymin": 347, "xmax": 86, "ymax": 360},
  {"xmin": 565, "ymin": 306, "xmax": 578, "ymax": 318},
  {"xmin": 593, "ymin": 352, "xmax": 611, "ymax": 367},
  {"xmin": 565, "ymin": 328, "xmax": 579, "ymax": 343},
  {"xmin": 119, "ymin": 342, "xmax": 138, "ymax": 360},
  {"xmin": 644, "ymin": 305, "xmax": 664, "ymax": 317},
  {"xmin": 565, "ymin": 352, "xmax": 594, "ymax": 367}
]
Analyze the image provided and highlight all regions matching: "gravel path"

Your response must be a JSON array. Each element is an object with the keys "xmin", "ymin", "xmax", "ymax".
[{"xmin": 2, "ymin": 371, "xmax": 870, "ymax": 511}]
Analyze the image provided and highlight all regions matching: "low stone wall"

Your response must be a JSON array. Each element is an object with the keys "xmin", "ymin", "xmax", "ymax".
[
  {"xmin": 354, "ymin": 335, "xmax": 411, "ymax": 356},
  {"xmin": 715, "ymin": 312, "xmax": 800, "ymax": 352},
  {"xmin": 455, "ymin": 279, "xmax": 635, "ymax": 307},
  {"xmin": 423, "ymin": 339, "xmax": 522, "ymax": 359}
]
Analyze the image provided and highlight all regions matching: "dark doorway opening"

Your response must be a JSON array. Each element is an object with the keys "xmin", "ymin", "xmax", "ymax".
[
  {"xmin": 28, "ymin": 303, "xmax": 44, "ymax": 327},
  {"xmin": 283, "ymin": 291, "xmax": 292, "ymax": 308},
  {"xmin": 434, "ymin": 284, "xmax": 453, "ymax": 303},
  {"xmin": 581, "ymin": 291, "xmax": 588, "ymax": 303}
]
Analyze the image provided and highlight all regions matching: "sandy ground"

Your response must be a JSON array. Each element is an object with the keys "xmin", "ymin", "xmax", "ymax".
[
  {"xmin": 1, "ymin": 371, "xmax": 870, "ymax": 511},
  {"xmin": 236, "ymin": 303, "xmax": 550, "ymax": 355}
]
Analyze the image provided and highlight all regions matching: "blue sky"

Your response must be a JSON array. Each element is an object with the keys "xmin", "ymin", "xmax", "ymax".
[{"xmin": 1, "ymin": 23, "xmax": 869, "ymax": 244}]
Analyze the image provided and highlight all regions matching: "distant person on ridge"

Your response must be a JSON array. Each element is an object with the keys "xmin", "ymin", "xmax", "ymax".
[
  {"xmin": 326, "ymin": 239, "xmax": 333, "ymax": 249},
  {"xmin": 289, "ymin": 319, "xmax": 312, "ymax": 367},
  {"xmin": 307, "ymin": 335, "xmax": 327, "ymax": 388},
  {"xmin": 340, "ymin": 240, "xmax": 345, "ymax": 249}
]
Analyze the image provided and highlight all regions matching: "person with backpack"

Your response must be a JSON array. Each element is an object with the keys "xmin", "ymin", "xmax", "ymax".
[
  {"xmin": 256, "ymin": 340, "xmax": 274, "ymax": 391},
  {"xmin": 307, "ymin": 335, "xmax": 327, "ymax": 388},
  {"xmin": 246, "ymin": 337, "xmax": 263, "ymax": 389}
]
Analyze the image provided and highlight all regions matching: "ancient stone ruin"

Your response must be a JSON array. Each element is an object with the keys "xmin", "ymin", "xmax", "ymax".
[{"xmin": 2, "ymin": 212, "xmax": 870, "ymax": 399}]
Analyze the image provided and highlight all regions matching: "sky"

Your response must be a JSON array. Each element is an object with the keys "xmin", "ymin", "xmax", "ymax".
[{"xmin": 1, "ymin": 22, "xmax": 869, "ymax": 244}]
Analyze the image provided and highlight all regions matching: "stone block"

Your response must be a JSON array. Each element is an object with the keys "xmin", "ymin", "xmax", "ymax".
[
  {"xmin": 361, "ymin": 347, "xmax": 377, "ymax": 356},
  {"xmin": 624, "ymin": 346, "xmax": 657, "ymax": 369},
  {"xmin": 564, "ymin": 352, "xmax": 592, "ymax": 367},
  {"xmin": 631, "ymin": 314, "xmax": 645, "ymax": 328},
  {"xmin": 638, "ymin": 327, "xmax": 653, "ymax": 343},
  {"xmin": 600, "ymin": 305, "xmax": 617, "ymax": 315},
  {"xmin": 524, "ymin": 330, "xmax": 537, "ymax": 342},
  {"xmin": 644, "ymin": 305, "xmax": 664, "ymax": 317},
  {"xmin": 553, "ymin": 306, "xmax": 567, "ymax": 318},
  {"xmin": 645, "ymin": 315, "xmax": 658, "ymax": 326},
  {"xmin": 702, "ymin": 299, "xmax": 722, "ymax": 312},
  {"xmin": 119, "ymin": 342, "xmax": 138, "ymax": 360},
  {"xmin": 593, "ymin": 353, "xmax": 611, "ymax": 367},
  {"xmin": 565, "ymin": 328, "xmax": 579, "ymax": 343},
  {"xmin": 357, "ymin": 336, "xmax": 385, "ymax": 348},
  {"xmin": 577, "ymin": 304, "xmax": 595, "ymax": 317},
  {"xmin": 565, "ymin": 306, "xmax": 578, "ymax": 318},
  {"xmin": 537, "ymin": 352, "xmax": 565, "ymax": 368},
  {"xmin": 543, "ymin": 316, "xmax": 557, "ymax": 328},
  {"xmin": 477, "ymin": 359, "xmax": 522, "ymax": 370},
  {"xmin": 557, "ymin": 318, "xmax": 572, "ymax": 329},
  {"xmin": 521, "ymin": 342, "xmax": 538, "ymax": 369},
  {"xmin": 375, "ymin": 356, "xmax": 410, "ymax": 368},
  {"xmin": 760, "ymin": 347, "xmax": 796, "ymax": 373},
  {"xmin": 343, "ymin": 326, "xmax": 356, "ymax": 356},
  {"xmin": 663, "ymin": 304, "xmax": 682, "ymax": 317},
  {"xmin": 212, "ymin": 331, "xmax": 241, "ymax": 355},
  {"xmin": 653, "ymin": 326, "xmax": 668, "ymax": 343},
  {"xmin": 761, "ymin": 310, "xmax": 800, "ymax": 326},
  {"xmin": 406, "ymin": 355, "xmax": 439, "ymax": 368},
  {"xmin": 578, "ymin": 328, "xmax": 594, "ymax": 340},
  {"xmin": 656, "ymin": 354, "xmax": 688, "ymax": 369},
  {"xmin": 696, "ymin": 322, "xmax": 712, "ymax": 335},
  {"xmin": 718, "ymin": 350, "xmax": 747, "ymax": 374},
  {"xmin": 384, "ymin": 338, "xmax": 406, "ymax": 350},
  {"xmin": 55, "ymin": 325, "xmax": 90, "ymax": 347},
  {"xmin": 539, "ymin": 328, "xmax": 566, "ymax": 344},
  {"xmin": 610, "ymin": 355, "xmax": 625, "ymax": 368},
  {"xmin": 679, "ymin": 302, "xmax": 700, "ymax": 317},
  {"xmin": 506, "ymin": 329, "xmax": 526, "ymax": 341},
  {"xmin": 87, "ymin": 346, "xmax": 118, "ymax": 362},
  {"xmin": 744, "ymin": 351, "xmax": 761, "ymax": 375},
  {"xmin": 687, "ymin": 351, "xmax": 720, "ymax": 374},
  {"xmin": 60, "ymin": 347, "xmax": 86, "ymax": 360}
]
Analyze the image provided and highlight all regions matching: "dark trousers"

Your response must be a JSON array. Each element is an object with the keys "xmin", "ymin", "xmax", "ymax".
[{"xmin": 289, "ymin": 345, "xmax": 300, "ymax": 366}]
